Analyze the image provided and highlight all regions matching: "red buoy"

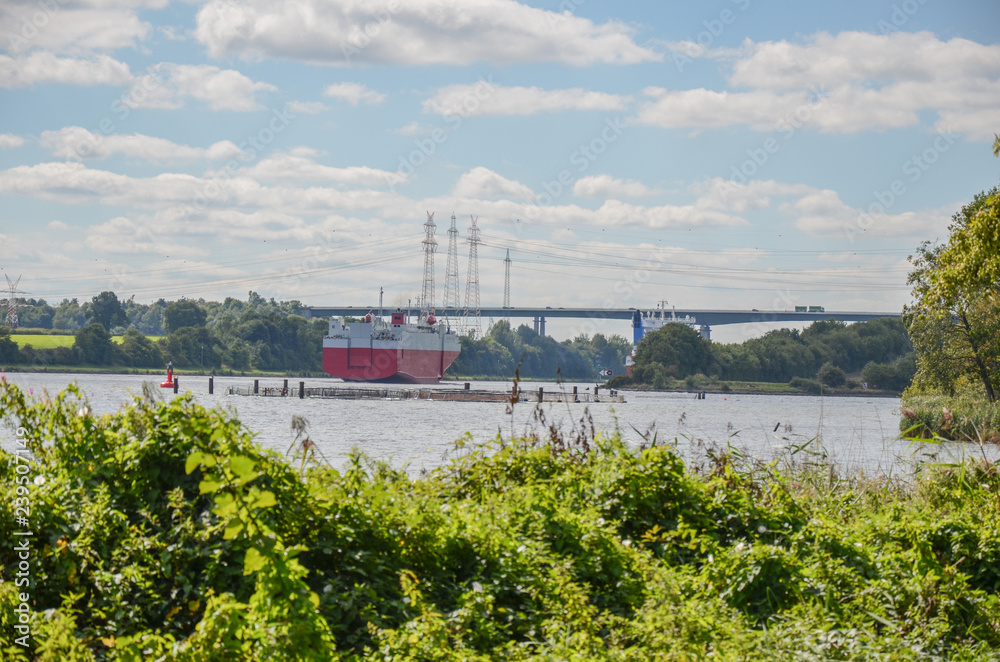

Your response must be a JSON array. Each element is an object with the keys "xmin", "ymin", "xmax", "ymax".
[
  {"xmin": 364, "ymin": 313, "xmax": 372, "ymax": 322},
  {"xmin": 426, "ymin": 314, "xmax": 436, "ymax": 325},
  {"xmin": 160, "ymin": 365, "xmax": 175, "ymax": 388}
]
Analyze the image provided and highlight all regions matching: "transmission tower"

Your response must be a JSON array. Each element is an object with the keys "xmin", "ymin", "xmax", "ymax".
[
  {"xmin": 420, "ymin": 211, "xmax": 437, "ymax": 316},
  {"xmin": 2, "ymin": 275, "xmax": 26, "ymax": 329},
  {"xmin": 443, "ymin": 212, "xmax": 461, "ymax": 326},
  {"xmin": 503, "ymin": 249, "xmax": 511, "ymax": 318},
  {"xmin": 463, "ymin": 215, "xmax": 482, "ymax": 335}
]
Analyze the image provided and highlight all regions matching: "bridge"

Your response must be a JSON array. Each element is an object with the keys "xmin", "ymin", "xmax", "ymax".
[{"xmin": 303, "ymin": 306, "xmax": 901, "ymax": 340}]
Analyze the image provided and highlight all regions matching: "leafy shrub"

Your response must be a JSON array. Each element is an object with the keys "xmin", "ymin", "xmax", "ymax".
[
  {"xmin": 2, "ymin": 379, "xmax": 1000, "ymax": 660},
  {"xmin": 789, "ymin": 376, "xmax": 822, "ymax": 394},
  {"xmin": 816, "ymin": 362, "xmax": 847, "ymax": 387}
]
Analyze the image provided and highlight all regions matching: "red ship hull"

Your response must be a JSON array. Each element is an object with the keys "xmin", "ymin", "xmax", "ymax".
[{"xmin": 322, "ymin": 346, "xmax": 460, "ymax": 383}]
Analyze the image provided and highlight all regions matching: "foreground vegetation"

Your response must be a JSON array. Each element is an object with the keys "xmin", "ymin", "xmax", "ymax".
[
  {"xmin": 900, "ymin": 139, "xmax": 1000, "ymax": 441},
  {"xmin": 2, "ymin": 380, "xmax": 999, "ymax": 660}
]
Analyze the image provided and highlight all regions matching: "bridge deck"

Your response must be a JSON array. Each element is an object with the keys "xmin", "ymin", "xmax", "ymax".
[{"xmin": 303, "ymin": 306, "xmax": 900, "ymax": 326}]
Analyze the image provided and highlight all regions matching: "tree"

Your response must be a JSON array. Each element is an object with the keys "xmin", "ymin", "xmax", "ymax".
[
  {"xmin": 161, "ymin": 326, "xmax": 222, "ymax": 368},
  {"xmin": 18, "ymin": 300, "xmax": 55, "ymax": 329},
  {"xmin": 119, "ymin": 329, "xmax": 164, "ymax": 368},
  {"xmin": 0, "ymin": 327, "xmax": 21, "ymax": 364},
  {"xmin": 74, "ymin": 323, "xmax": 118, "ymax": 365},
  {"xmin": 906, "ymin": 178, "xmax": 1000, "ymax": 402},
  {"xmin": 634, "ymin": 323, "xmax": 712, "ymax": 379},
  {"xmin": 86, "ymin": 291, "xmax": 129, "ymax": 331},
  {"xmin": 816, "ymin": 362, "xmax": 846, "ymax": 388},
  {"xmin": 52, "ymin": 299, "xmax": 89, "ymax": 331},
  {"xmin": 163, "ymin": 300, "xmax": 207, "ymax": 333}
]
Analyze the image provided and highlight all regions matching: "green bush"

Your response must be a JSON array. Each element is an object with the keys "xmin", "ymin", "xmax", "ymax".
[
  {"xmin": 2, "ymin": 379, "xmax": 1000, "ymax": 660},
  {"xmin": 789, "ymin": 376, "xmax": 822, "ymax": 394}
]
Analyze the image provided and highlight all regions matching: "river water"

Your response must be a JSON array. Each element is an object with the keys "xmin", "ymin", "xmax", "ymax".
[{"xmin": 1, "ymin": 372, "xmax": 993, "ymax": 478}]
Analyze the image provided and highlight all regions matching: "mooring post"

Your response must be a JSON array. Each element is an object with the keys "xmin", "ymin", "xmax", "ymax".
[
  {"xmin": 173, "ymin": 377, "xmax": 179, "ymax": 394},
  {"xmin": 299, "ymin": 381, "xmax": 304, "ymax": 399},
  {"xmin": 537, "ymin": 387, "xmax": 543, "ymax": 402},
  {"xmin": 283, "ymin": 378, "xmax": 288, "ymax": 395},
  {"xmin": 573, "ymin": 385, "xmax": 578, "ymax": 402},
  {"xmin": 464, "ymin": 382, "xmax": 470, "ymax": 390},
  {"xmin": 209, "ymin": 376, "xmax": 214, "ymax": 394},
  {"xmin": 253, "ymin": 379, "xmax": 259, "ymax": 394}
]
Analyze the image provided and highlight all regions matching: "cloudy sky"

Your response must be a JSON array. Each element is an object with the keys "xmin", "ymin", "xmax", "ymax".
[{"xmin": 1, "ymin": 0, "xmax": 998, "ymax": 341}]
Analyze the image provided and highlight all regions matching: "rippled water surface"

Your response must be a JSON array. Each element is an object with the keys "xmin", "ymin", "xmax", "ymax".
[{"xmin": 2, "ymin": 372, "xmax": 994, "ymax": 476}]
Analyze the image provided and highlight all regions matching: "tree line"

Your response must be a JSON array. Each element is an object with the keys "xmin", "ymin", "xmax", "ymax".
[
  {"xmin": 0, "ymin": 292, "xmax": 328, "ymax": 373},
  {"xmin": 619, "ymin": 316, "xmax": 915, "ymax": 392},
  {"xmin": 445, "ymin": 320, "xmax": 633, "ymax": 380},
  {"xmin": 1, "ymin": 293, "xmax": 634, "ymax": 378}
]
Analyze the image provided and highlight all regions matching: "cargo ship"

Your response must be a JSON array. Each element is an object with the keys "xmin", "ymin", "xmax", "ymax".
[
  {"xmin": 322, "ymin": 309, "xmax": 461, "ymax": 383},
  {"xmin": 624, "ymin": 302, "xmax": 701, "ymax": 377}
]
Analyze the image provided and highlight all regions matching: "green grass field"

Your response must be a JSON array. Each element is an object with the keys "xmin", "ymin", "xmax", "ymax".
[{"xmin": 11, "ymin": 334, "xmax": 164, "ymax": 348}]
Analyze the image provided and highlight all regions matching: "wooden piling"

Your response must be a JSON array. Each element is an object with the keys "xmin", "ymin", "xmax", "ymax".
[
  {"xmin": 253, "ymin": 379, "xmax": 259, "ymax": 394},
  {"xmin": 208, "ymin": 377, "xmax": 214, "ymax": 394},
  {"xmin": 173, "ymin": 377, "xmax": 179, "ymax": 394},
  {"xmin": 299, "ymin": 381, "xmax": 304, "ymax": 399},
  {"xmin": 537, "ymin": 387, "xmax": 543, "ymax": 402},
  {"xmin": 283, "ymin": 378, "xmax": 288, "ymax": 395}
]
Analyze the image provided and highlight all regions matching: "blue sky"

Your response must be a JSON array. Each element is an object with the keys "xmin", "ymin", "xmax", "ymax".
[{"xmin": 1, "ymin": 0, "xmax": 998, "ymax": 342}]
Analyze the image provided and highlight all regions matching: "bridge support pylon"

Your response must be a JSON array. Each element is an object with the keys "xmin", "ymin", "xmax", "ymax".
[{"xmin": 531, "ymin": 316, "xmax": 547, "ymax": 336}]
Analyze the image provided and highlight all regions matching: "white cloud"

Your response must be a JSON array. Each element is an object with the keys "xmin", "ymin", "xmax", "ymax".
[
  {"xmin": 396, "ymin": 122, "xmax": 433, "ymax": 136},
  {"xmin": 39, "ymin": 126, "xmax": 244, "ymax": 162},
  {"xmin": 47, "ymin": 220, "xmax": 70, "ymax": 232},
  {"xmin": 1, "ymin": 2, "xmax": 154, "ymax": 54},
  {"xmin": 635, "ymin": 87, "xmax": 825, "ymax": 132},
  {"xmin": 0, "ymin": 52, "xmax": 132, "ymax": 88},
  {"xmin": 0, "ymin": 134, "xmax": 24, "ymax": 150},
  {"xmin": 425, "ymin": 84, "xmax": 629, "ymax": 117},
  {"xmin": 574, "ymin": 175, "xmax": 659, "ymax": 199},
  {"xmin": 194, "ymin": 0, "xmax": 660, "ymax": 66},
  {"xmin": 729, "ymin": 31, "xmax": 1000, "ymax": 90},
  {"xmin": 453, "ymin": 167, "xmax": 536, "ymax": 201},
  {"xmin": 285, "ymin": 100, "xmax": 329, "ymax": 114},
  {"xmin": 126, "ymin": 63, "xmax": 276, "ymax": 111},
  {"xmin": 634, "ymin": 31, "xmax": 1000, "ymax": 139},
  {"xmin": 322, "ymin": 82, "xmax": 385, "ymax": 106},
  {"xmin": 232, "ymin": 152, "xmax": 407, "ymax": 187},
  {"xmin": 783, "ymin": 189, "xmax": 955, "ymax": 239}
]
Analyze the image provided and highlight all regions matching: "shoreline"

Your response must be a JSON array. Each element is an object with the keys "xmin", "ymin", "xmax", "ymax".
[
  {"xmin": 1, "ymin": 367, "xmax": 901, "ymax": 399},
  {"xmin": 615, "ymin": 386, "xmax": 901, "ymax": 399}
]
